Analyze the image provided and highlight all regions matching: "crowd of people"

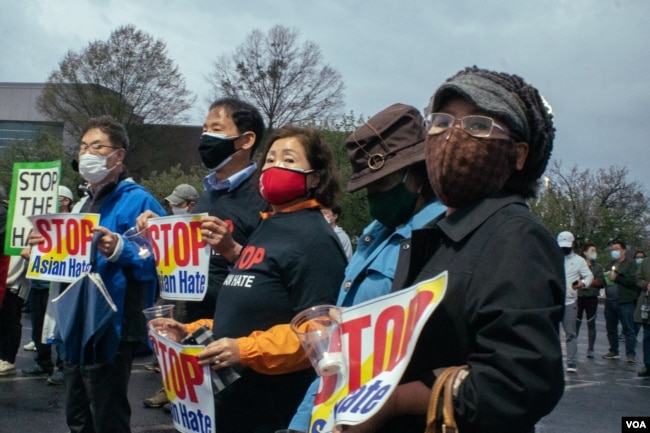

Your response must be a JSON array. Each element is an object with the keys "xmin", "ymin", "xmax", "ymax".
[{"xmin": 0, "ymin": 66, "xmax": 648, "ymax": 433}]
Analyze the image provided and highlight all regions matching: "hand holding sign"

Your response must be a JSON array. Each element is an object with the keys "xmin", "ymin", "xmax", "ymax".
[
  {"xmin": 94, "ymin": 226, "xmax": 119, "ymax": 257},
  {"xmin": 200, "ymin": 215, "xmax": 241, "ymax": 263},
  {"xmin": 197, "ymin": 337, "xmax": 241, "ymax": 370}
]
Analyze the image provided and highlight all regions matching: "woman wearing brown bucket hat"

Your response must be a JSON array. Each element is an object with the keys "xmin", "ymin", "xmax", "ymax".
[
  {"xmin": 334, "ymin": 68, "xmax": 565, "ymax": 433},
  {"xmin": 287, "ymin": 103, "xmax": 446, "ymax": 432}
]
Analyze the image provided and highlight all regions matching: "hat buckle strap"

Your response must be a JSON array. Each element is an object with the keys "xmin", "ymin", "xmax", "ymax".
[{"xmin": 367, "ymin": 154, "xmax": 386, "ymax": 170}]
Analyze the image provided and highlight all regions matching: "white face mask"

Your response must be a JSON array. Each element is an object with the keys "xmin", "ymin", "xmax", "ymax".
[
  {"xmin": 79, "ymin": 150, "xmax": 119, "ymax": 184},
  {"xmin": 172, "ymin": 206, "xmax": 190, "ymax": 216}
]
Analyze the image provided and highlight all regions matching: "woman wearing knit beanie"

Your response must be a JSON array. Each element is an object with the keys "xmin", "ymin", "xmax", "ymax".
[{"xmin": 334, "ymin": 67, "xmax": 565, "ymax": 433}]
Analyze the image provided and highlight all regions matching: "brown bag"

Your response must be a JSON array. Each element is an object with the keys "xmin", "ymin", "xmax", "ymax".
[{"xmin": 425, "ymin": 366, "xmax": 469, "ymax": 433}]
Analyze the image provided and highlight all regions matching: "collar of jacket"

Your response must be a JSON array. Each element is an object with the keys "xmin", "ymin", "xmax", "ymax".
[{"xmin": 433, "ymin": 192, "xmax": 528, "ymax": 243}]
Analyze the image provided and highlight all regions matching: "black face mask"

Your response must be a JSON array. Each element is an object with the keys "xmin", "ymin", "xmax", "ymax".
[
  {"xmin": 198, "ymin": 133, "xmax": 239, "ymax": 169},
  {"xmin": 561, "ymin": 247, "xmax": 572, "ymax": 256}
]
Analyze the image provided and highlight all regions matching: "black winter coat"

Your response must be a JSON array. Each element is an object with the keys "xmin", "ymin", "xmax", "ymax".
[{"xmin": 387, "ymin": 192, "xmax": 565, "ymax": 433}]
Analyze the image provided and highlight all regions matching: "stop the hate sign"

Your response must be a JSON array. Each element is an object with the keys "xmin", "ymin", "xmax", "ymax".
[
  {"xmin": 148, "ymin": 214, "xmax": 211, "ymax": 301},
  {"xmin": 5, "ymin": 160, "xmax": 61, "ymax": 255},
  {"xmin": 26, "ymin": 213, "xmax": 101, "ymax": 282}
]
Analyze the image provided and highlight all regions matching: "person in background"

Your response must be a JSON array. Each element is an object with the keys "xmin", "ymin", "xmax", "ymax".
[
  {"xmin": 0, "ymin": 185, "xmax": 20, "ymax": 377},
  {"xmin": 556, "ymin": 231, "xmax": 593, "ymax": 373},
  {"xmin": 48, "ymin": 185, "xmax": 75, "ymax": 385},
  {"xmin": 152, "ymin": 124, "xmax": 347, "ymax": 433},
  {"xmin": 0, "ymin": 256, "xmax": 29, "ymax": 378},
  {"xmin": 0, "ymin": 185, "xmax": 7, "ymax": 309},
  {"xmin": 337, "ymin": 67, "xmax": 565, "ymax": 433},
  {"xmin": 603, "ymin": 240, "xmax": 640, "ymax": 363},
  {"xmin": 28, "ymin": 116, "xmax": 165, "ymax": 433},
  {"xmin": 164, "ymin": 183, "xmax": 198, "ymax": 215},
  {"xmin": 21, "ymin": 185, "xmax": 77, "ymax": 384},
  {"xmin": 635, "ymin": 250, "xmax": 646, "ymax": 265},
  {"xmin": 321, "ymin": 205, "xmax": 353, "ymax": 261},
  {"xmin": 635, "ymin": 252, "xmax": 650, "ymax": 377},
  {"xmin": 632, "ymin": 251, "xmax": 646, "ymax": 337},
  {"xmin": 20, "ymin": 278, "xmax": 53, "ymax": 378},
  {"xmin": 578, "ymin": 243, "xmax": 606, "ymax": 358},
  {"xmin": 289, "ymin": 102, "xmax": 446, "ymax": 432},
  {"xmin": 58, "ymin": 185, "xmax": 74, "ymax": 213},
  {"xmin": 142, "ymin": 182, "xmax": 199, "ymax": 408}
]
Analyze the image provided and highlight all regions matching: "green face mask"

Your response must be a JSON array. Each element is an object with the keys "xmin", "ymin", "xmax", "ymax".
[{"xmin": 367, "ymin": 180, "xmax": 419, "ymax": 229}]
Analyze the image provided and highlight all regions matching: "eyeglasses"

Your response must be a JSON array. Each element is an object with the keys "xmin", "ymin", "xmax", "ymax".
[
  {"xmin": 424, "ymin": 113, "xmax": 509, "ymax": 138},
  {"xmin": 78, "ymin": 143, "xmax": 120, "ymax": 153}
]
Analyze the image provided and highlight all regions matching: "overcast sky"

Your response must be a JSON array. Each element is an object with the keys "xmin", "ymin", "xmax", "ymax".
[{"xmin": 1, "ymin": 0, "xmax": 648, "ymax": 189}]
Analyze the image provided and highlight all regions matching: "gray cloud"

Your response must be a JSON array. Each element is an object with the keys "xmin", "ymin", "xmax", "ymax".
[{"xmin": 1, "ymin": 0, "xmax": 648, "ymax": 188}]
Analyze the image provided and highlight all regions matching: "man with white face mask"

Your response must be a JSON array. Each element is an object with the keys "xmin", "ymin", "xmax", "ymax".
[
  {"xmin": 29, "ymin": 115, "xmax": 166, "ymax": 433},
  {"xmin": 164, "ymin": 183, "xmax": 199, "ymax": 215}
]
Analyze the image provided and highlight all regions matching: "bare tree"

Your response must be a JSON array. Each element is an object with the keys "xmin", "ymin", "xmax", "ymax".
[
  {"xmin": 37, "ymin": 25, "xmax": 195, "ymax": 145},
  {"xmin": 207, "ymin": 25, "xmax": 345, "ymax": 129},
  {"xmin": 530, "ymin": 160, "xmax": 650, "ymax": 251}
]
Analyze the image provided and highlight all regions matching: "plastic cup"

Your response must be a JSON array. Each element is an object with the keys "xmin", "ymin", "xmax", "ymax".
[
  {"xmin": 124, "ymin": 226, "xmax": 153, "ymax": 259},
  {"xmin": 143, "ymin": 305, "xmax": 175, "ymax": 338},
  {"xmin": 290, "ymin": 305, "xmax": 344, "ymax": 376}
]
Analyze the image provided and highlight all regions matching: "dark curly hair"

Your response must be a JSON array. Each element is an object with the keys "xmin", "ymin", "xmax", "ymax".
[
  {"xmin": 440, "ymin": 66, "xmax": 555, "ymax": 198},
  {"xmin": 258, "ymin": 125, "xmax": 342, "ymax": 208}
]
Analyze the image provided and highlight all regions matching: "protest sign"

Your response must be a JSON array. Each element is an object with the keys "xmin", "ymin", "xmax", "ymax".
[
  {"xmin": 148, "ymin": 214, "xmax": 211, "ymax": 301},
  {"xmin": 5, "ymin": 160, "xmax": 61, "ymax": 255},
  {"xmin": 149, "ymin": 329, "xmax": 215, "ymax": 433},
  {"xmin": 309, "ymin": 271, "xmax": 448, "ymax": 432},
  {"xmin": 25, "ymin": 213, "xmax": 100, "ymax": 282}
]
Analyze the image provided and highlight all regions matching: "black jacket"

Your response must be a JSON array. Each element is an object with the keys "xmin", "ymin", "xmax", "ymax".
[
  {"xmin": 609, "ymin": 255, "xmax": 640, "ymax": 304},
  {"xmin": 187, "ymin": 175, "xmax": 269, "ymax": 321},
  {"xmin": 389, "ymin": 192, "xmax": 565, "ymax": 433}
]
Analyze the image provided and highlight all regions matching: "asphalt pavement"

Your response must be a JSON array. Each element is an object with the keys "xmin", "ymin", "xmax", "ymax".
[{"xmin": 1, "ymin": 303, "xmax": 648, "ymax": 433}]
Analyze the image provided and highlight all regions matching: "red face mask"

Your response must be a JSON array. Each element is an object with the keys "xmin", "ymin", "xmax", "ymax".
[{"xmin": 259, "ymin": 166, "xmax": 314, "ymax": 205}]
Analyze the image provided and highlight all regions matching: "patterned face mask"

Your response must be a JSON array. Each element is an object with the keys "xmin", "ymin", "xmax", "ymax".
[{"xmin": 425, "ymin": 128, "xmax": 518, "ymax": 208}]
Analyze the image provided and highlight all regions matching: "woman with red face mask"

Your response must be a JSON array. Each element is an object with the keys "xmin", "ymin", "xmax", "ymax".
[{"xmin": 152, "ymin": 125, "xmax": 347, "ymax": 433}]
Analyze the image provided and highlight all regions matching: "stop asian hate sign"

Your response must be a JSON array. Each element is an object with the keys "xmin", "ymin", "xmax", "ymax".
[
  {"xmin": 26, "ymin": 214, "xmax": 101, "ymax": 283},
  {"xmin": 148, "ymin": 214, "xmax": 211, "ymax": 301}
]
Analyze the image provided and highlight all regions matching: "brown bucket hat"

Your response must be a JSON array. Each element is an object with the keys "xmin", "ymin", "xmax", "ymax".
[{"xmin": 346, "ymin": 103, "xmax": 426, "ymax": 192}]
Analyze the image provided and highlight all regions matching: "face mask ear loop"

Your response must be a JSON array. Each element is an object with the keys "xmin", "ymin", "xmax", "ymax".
[
  {"xmin": 401, "ymin": 168, "xmax": 410, "ymax": 184},
  {"xmin": 401, "ymin": 167, "xmax": 423, "ymax": 195}
]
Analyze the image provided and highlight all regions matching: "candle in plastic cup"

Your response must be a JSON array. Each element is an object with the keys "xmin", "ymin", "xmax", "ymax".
[
  {"xmin": 124, "ymin": 226, "xmax": 153, "ymax": 259},
  {"xmin": 290, "ymin": 305, "xmax": 344, "ymax": 376},
  {"xmin": 143, "ymin": 305, "xmax": 175, "ymax": 337},
  {"xmin": 317, "ymin": 351, "xmax": 344, "ymax": 376}
]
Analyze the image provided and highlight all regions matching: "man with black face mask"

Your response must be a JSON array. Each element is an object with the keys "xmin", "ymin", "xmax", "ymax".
[
  {"xmin": 139, "ymin": 98, "xmax": 268, "ymax": 324},
  {"xmin": 138, "ymin": 98, "xmax": 269, "ymax": 409},
  {"xmin": 557, "ymin": 231, "xmax": 593, "ymax": 372}
]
